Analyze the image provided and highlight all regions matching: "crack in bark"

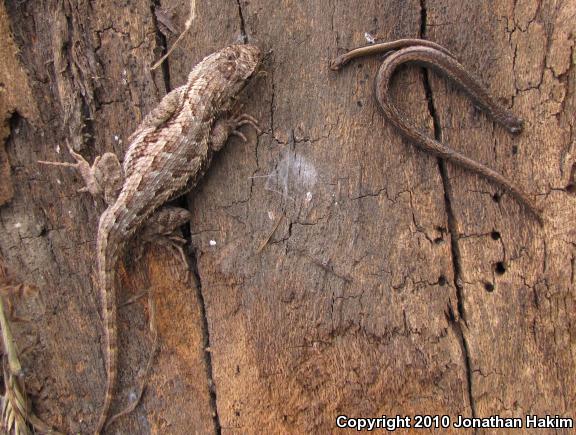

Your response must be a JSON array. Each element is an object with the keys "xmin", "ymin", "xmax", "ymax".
[
  {"xmin": 149, "ymin": 2, "xmax": 220, "ymax": 432},
  {"xmin": 151, "ymin": 0, "xmax": 171, "ymax": 92},
  {"xmin": 419, "ymin": 0, "xmax": 476, "ymax": 421},
  {"xmin": 186, "ymin": 245, "xmax": 222, "ymax": 435},
  {"xmin": 235, "ymin": 0, "xmax": 248, "ymax": 44},
  {"xmin": 179, "ymin": 195, "xmax": 222, "ymax": 434},
  {"xmin": 269, "ymin": 63, "xmax": 276, "ymax": 139}
]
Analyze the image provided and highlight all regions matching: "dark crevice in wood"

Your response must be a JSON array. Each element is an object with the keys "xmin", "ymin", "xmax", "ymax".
[
  {"xmin": 565, "ymin": 162, "xmax": 576, "ymax": 194},
  {"xmin": 7, "ymin": 111, "xmax": 22, "ymax": 144},
  {"xmin": 180, "ymin": 208, "xmax": 222, "ymax": 435},
  {"xmin": 418, "ymin": 1, "xmax": 466, "ymax": 320},
  {"xmin": 446, "ymin": 304, "xmax": 477, "ymax": 424},
  {"xmin": 235, "ymin": 0, "xmax": 248, "ymax": 44},
  {"xmin": 0, "ymin": 111, "xmax": 20, "ymax": 206},
  {"xmin": 419, "ymin": 0, "xmax": 476, "ymax": 420},
  {"xmin": 151, "ymin": 0, "xmax": 171, "ymax": 92},
  {"xmin": 269, "ymin": 62, "xmax": 275, "ymax": 139},
  {"xmin": 191, "ymin": 252, "xmax": 223, "ymax": 435}
]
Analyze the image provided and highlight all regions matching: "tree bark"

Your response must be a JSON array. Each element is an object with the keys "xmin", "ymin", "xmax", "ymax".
[{"xmin": 0, "ymin": 0, "xmax": 574, "ymax": 433}]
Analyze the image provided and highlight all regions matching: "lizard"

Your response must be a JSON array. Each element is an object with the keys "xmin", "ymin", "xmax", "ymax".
[
  {"xmin": 330, "ymin": 39, "xmax": 542, "ymax": 224},
  {"xmin": 40, "ymin": 44, "xmax": 261, "ymax": 433}
]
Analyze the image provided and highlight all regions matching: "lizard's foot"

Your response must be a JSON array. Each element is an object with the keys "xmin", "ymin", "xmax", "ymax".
[
  {"xmin": 229, "ymin": 113, "xmax": 261, "ymax": 142},
  {"xmin": 159, "ymin": 235, "xmax": 190, "ymax": 281},
  {"xmin": 210, "ymin": 113, "xmax": 260, "ymax": 150},
  {"xmin": 139, "ymin": 207, "xmax": 192, "ymax": 281}
]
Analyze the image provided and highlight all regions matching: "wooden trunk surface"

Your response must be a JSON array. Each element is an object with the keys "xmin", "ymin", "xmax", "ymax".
[{"xmin": 0, "ymin": 0, "xmax": 574, "ymax": 433}]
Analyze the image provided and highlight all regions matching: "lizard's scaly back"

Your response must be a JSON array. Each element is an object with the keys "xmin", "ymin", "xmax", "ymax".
[{"xmin": 123, "ymin": 45, "xmax": 260, "ymax": 180}]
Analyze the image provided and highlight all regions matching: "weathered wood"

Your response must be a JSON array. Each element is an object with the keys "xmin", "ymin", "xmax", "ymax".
[
  {"xmin": 423, "ymin": 0, "xmax": 576, "ymax": 428},
  {"xmin": 0, "ymin": 0, "xmax": 573, "ymax": 433}
]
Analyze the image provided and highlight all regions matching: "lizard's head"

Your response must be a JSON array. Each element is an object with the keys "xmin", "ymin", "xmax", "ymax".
[
  {"xmin": 222, "ymin": 44, "xmax": 261, "ymax": 82},
  {"xmin": 197, "ymin": 44, "xmax": 261, "ymax": 108}
]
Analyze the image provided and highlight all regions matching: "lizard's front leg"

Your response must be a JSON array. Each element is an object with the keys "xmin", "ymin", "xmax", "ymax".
[{"xmin": 39, "ymin": 142, "xmax": 123, "ymax": 205}]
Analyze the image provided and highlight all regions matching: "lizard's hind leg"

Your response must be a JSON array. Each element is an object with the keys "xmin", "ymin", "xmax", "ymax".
[{"xmin": 138, "ymin": 206, "xmax": 193, "ymax": 281}]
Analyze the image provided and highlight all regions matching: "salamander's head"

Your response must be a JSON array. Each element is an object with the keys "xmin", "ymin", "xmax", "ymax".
[{"xmin": 189, "ymin": 45, "xmax": 261, "ymax": 109}]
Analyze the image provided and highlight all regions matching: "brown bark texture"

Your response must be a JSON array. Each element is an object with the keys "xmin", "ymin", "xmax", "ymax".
[{"xmin": 0, "ymin": 0, "xmax": 574, "ymax": 433}]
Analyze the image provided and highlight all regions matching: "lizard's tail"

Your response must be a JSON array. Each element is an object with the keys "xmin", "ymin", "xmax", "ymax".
[{"xmin": 94, "ymin": 213, "xmax": 121, "ymax": 434}]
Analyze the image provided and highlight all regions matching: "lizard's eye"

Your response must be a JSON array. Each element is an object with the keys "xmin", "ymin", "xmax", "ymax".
[{"xmin": 227, "ymin": 53, "xmax": 236, "ymax": 61}]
